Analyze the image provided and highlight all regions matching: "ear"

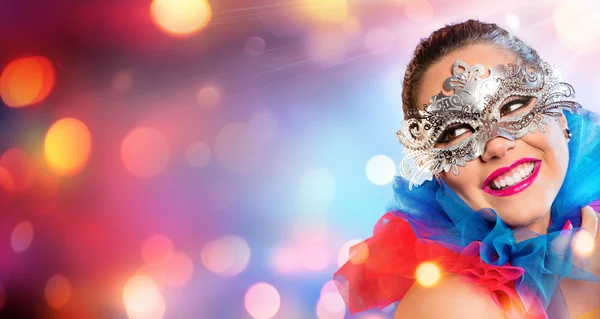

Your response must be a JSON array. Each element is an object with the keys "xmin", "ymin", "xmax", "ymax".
[{"xmin": 559, "ymin": 110, "xmax": 569, "ymax": 130}]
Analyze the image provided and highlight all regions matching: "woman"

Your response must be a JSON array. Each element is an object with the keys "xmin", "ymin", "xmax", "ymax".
[{"xmin": 334, "ymin": 20, "xmax": 600, "ymax": 319}]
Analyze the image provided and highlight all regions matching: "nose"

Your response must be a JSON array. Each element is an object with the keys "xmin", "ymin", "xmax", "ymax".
[{"xmin": 480, "ymin": 137, "xmax": 516, "ymax": 162}]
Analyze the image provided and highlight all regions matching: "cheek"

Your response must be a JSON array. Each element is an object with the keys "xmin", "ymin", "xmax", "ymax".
[{"xmin": 440, "ymin": 162, "xmax": 482, "ymax": 198}]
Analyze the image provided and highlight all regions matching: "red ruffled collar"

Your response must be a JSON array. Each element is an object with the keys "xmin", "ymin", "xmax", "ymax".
[{"xmin": 333, "ymin": 212, "xmax": 547, "ymax": 318}]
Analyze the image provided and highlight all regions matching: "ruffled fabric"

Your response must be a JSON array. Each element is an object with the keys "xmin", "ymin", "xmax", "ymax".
[
  {"xmin": 334, "ymin": 108, "xmax": 600, "ymax": 318},
  {"xmin": 334, "ymin": 212, "xmax": 546, "ymax": 318}
]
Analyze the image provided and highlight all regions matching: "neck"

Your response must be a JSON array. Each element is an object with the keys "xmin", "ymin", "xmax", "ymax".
[{"xmin": 512, "ymin": 210, "xmax": 552, "ymax": 242}]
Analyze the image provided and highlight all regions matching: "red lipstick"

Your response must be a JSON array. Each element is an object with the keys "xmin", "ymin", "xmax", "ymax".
[{"xmin": 482, "ymin": 158, "xmax": 541, "ymax": 197}]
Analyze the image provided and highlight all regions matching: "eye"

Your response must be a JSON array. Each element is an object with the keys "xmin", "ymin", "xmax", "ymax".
[
  {"xmin": 500, "ymin": 96, "xmax": 534, "ymax": 117},
  {"xmin": 435, "ymin": 123, "xmax": 474, "ymax": 146}
]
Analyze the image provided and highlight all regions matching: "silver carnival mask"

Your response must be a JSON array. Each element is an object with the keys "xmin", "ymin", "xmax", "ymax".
[{"xmin": 397, "ymin": 58, "xmax": 581, "ymax": 187}]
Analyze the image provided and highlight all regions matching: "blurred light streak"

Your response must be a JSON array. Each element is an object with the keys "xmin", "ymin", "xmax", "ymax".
[
  {"xmin": 45, "ymin": 274, "xmax": 72, "ymax": 309},
  {"xmin": 121, "ymin": 127, "xmax": 170, "ymax": 178},
  {"xmin": 10, "ymin": 220, "xmax": 34, "ymax": 253},
  {"xmin": 150, "ymin": 0, "xmax": 212, "ymax": 37},
  {"xmin": 364, "ymin": 28, "xmax": 396, "ymax": 55},
  {"xmin": 44, "ymin": 118, "xmax": 92, "ymax": 176},
  {"xmin": 0, "ymin": 56, "xmax": 55, "ymax": 108},
  {"xmin": 244, "ymin": 283, "xmax": 281, "ymax": 319}
]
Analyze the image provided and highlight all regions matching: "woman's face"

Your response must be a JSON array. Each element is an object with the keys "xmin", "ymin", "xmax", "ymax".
[{"xmin": 417, "ymin": 44, "xmax": 570, "ymax": 227}]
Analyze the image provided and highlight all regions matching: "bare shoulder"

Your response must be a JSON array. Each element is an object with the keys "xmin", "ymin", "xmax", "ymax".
[{"xmin": 394, "ymin": 274, "xmax": 505, "ymax": 319}]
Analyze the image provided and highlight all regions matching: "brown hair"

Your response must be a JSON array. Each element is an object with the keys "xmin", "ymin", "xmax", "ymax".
[{"xmin": 402, "ymin": 20, "xmax": 540, "ymax": 118}]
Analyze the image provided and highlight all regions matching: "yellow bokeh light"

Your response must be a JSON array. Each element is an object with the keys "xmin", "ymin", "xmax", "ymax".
[
  {"xmin": 44, "ymin": 118, "xmax": 92, "ymax": 176},
  {"xmin": 123, "ymin": 275, "xmax": 163, "ymax": 317},
  {"xmin": 150, "ymin": 0, "xmax": 212, "ymax": 37},
  {"xmin": 415, "ymin": 261, "xmax": 441, "ymax": 287},
  {"xmin": 573, "ymin": 230, "xmax": 595, "ymax": 256},
  {"xmin": 0, "ymin": 56, "xmax": 56, "ymax": 108},
  {"xmin": 301, "ymin": 0, "xmax": 347, "ymax": 23}
]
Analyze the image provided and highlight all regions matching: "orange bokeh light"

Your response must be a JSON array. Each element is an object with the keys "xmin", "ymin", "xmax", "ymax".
[
  {"xmin": 45, "ymin": 274, "xmax": 72, "ymax": 309},
  {"xmin": 0, "ymin": 56, "xmax": 56, "ymax": 108},
  {"xmin": 150, "ymin": 0, "xmax": 212, "ymax": 37},
  {"xmin": 44, "ymin": 118, "xmax": 92, "ymax": 176},
  {"xmin": 0, "ymin": 148, "xmax": 36, "ymax": 193}
]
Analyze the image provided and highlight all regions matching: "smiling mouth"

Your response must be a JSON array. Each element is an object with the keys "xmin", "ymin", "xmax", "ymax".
[{"xmin": 482, "ymin": 158, "xmax": 541, "ymax": 197}]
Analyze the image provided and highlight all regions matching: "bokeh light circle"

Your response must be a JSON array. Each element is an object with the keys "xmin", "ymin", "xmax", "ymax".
[
  {"xmin": 296, "ymin": 167, "xmax": 335, "ymax": 211},
  {"xmin": 415, "ymin": 261, "xmax": 441, "ymax": 287},
  {"xmin": 197, "ymin": 86, "xmax": 220, "ymax": 109},
  {"xmin": 185, "ymin": 142, "xmax": 211, "ymax": 168},
  {"xmin": 150, "ymin": 0, "xmax": 212, "ymax": 37},
  {"xmin": 111, "ymin": 70, "xmax": 134, "ymax": 93},
  {"xmin": 159, "ymin": 251, "xmax": 194, "ymax": 287},
  {"xmin": 0, "ymin": 148, "xmax": 36, "ymax": 193},
  {"xmin": 10, "ymin": 220, "xmax": 34, "ymax": 253},
  {"xmin": 554, "ymin": 0, "xmax": 600, "ymax": 52},
  {"xmin": 141, "ymin": 234, "xmax": 175, "ymax": 266},
  {"xmin": 122, "ymin": 275, "xmax": 162, "ymax": 315},
  {"xmin": 45, "ymin": 274, "xmax": 72, "ymax": 309},
  {"xmin": 337, "ymin": 239, "xmax": 362, "ymax": 267},
  {"xmin": 0, "ymin": 56, "xmax": 56, "ymax": 108},
  {"xmin": 201, "ymin": 235, "xmax": 251, "ymax": 276},
  {"xmin": 244, "ymin": 37, "xmax": 266, "ymax": 55},
  {"xmin": 505, "ymin": 12, "xmax": 520, "ymax": 30},
  {"xmin": 348, "ymin": 241, "xmax": 369, "ymax": 265},
  {"xmin": 573, "ymin": 230, "xmax": 595, "ymax": 256},
  {"xmin": 316, "ymin": 292, "xmax": 345, "ymax": 319},
  {"xmin": 365, "ymin": 155, "xmax": 396, "ymax": 185},
  {"xmin": 244, "ymin": 283, "xmax": 281, "ymax": 319},
  {"xmin": 121, "ymin": 127, "xmax": 170, "ymax": 178},
  {"xmin": 44, "ymin": 118, "xmax": 92, "ymax": 176},
  {"xmin": 0, "ymin": 166, "xmax": 15, "ymax": 209}
]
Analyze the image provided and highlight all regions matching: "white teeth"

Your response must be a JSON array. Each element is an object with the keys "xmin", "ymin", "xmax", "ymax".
[
  {"xmin": 494, "ymin": 180, "xmax": 501, "ymax": 189},
  {"xmin": 505, "ymin": 176, "xmax": 515, "ymax": 186},
  {"xmin": 489, "ymin": 161, "xmax": 537, "ymax": 190},
  {"xmin": 513, "ymin": 171, "xmax": 523, "ymax": 183}
]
